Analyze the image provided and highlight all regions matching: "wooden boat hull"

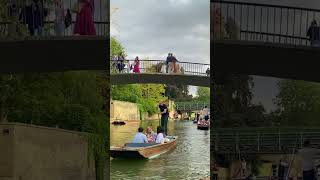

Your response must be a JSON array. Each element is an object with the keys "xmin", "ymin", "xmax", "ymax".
[
  {"xmin": 110, "ymin": 136, "xmax": 178, "ymax": 159},
  {"xmin": 197, "ymin": 125, "xmax": 209, "ymax": 130}
]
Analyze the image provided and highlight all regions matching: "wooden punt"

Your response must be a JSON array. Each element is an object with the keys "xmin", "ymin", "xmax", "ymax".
[
  {"xmin": 197, "ymin": 121, "xmax": 209, "ymax": 130},
  {"xmin": 110, "ymin": 136, "xmax": 178, "ymax": 159}
]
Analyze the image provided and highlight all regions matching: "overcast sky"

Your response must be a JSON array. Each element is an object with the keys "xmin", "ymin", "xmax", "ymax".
[{"xmin": 110, "ymin": 0, "xmax": 210, "ymax": 96}]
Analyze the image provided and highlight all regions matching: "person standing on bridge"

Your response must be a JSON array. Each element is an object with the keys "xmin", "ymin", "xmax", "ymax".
[
  {"xmin": 159, "ymin": 102, "xmax": 169, "ymax": 135},
  {"xmin": 166, "ymin": 53, "xmax": 172, "ymax": 73},
  {"xmin": 307, "ymin": 20, "xmax": 320, "ymax": 47},
  {"xmin": 117, "ymin": 53, "xmax": 125, "ymax": 73},
  {"xmin": 133, "ymin": 56, "xmax": 140, "ymax": 73},
  {"xmin": 298, "ymin": 140, "xmax": 320, "ymax": 180},
  {"xmin": 73, "ymin": 0, "xmax": 96, "ymax": 35}
]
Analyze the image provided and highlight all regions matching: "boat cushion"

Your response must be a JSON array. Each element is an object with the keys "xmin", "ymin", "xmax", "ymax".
[{"xmin": 125, "ymin": 143, "xmax": 157, "ymax": 147}]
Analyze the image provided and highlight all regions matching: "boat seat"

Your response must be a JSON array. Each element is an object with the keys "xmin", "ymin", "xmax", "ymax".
[{"xmin": 125, "ymin": 143, "xmax": 158, "ymax": 147}]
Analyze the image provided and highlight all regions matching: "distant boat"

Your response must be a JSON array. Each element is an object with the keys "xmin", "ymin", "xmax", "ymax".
[
  {"xmin": 112, "ymin": 121, "xmax": 126, "ymax": 125},
  {"xmin": 110, "ymin": 136, "xmax": 178, "ymax": 159},
  {"xmin": 197, "ymin": 120, "xmax": 209, "ymax": 130}
]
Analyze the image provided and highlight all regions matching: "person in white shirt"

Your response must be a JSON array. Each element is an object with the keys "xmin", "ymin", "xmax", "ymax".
[
  {"xmin": 155, "ymin": 126, "xmax": 165, "ymax": 144},
  {"xmin": 202, "ymin": 106, "xmax": 210, "ymax": 121},
  {"xmin": 132, "ymin": 127, "xmax": 148, "ymax": 143},
  {"xmin": 298, "ymin": 140, "xmax": 320, "ymax": 180}
]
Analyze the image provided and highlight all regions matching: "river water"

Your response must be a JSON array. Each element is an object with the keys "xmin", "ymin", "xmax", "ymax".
[{"xmin": 110, "ymin": 119, "xmax": 210, "ymax": 180}]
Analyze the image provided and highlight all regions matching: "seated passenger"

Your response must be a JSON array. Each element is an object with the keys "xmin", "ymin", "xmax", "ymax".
[
  {"xmin": 155, "ymin": 126, "xmax": 165, "ymax": 144},
  {"xmin": 145, "ymin": 126, "xmax": 157, "ymax": 143},
  {"xmin": 132, "ymin": 127, "xmax": 148, "ymax": 143}
]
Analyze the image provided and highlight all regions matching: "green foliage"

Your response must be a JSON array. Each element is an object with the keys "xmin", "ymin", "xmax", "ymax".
[
  {"xmin": 0, "ymin": 71, "xmax": 108, "ymax": 180},
  {"xmin": 194, "ymin": 87, "xmax": 210, "ymax": 102},
  {"xmin": 274, "ymin": 79, "xmax": 320, "ymax": 126},
  {"xmin": 111, "ymin": 84, "xmax": 166, "ymax": 116},
  {"xmin": 165, "ymin": 84, "xmax": 192, "ymax": 101},
  {"xmin": 213, "ymin": 74, "xmax": 268, "ymax": 127},
  {"xmin": 110, "ymin": 37, "xmax": 125, "ymax": 58}
]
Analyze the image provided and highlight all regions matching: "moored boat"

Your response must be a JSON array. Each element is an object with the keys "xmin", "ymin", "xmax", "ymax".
[
  {"xmin": 110, "ymin": 136, "xmax": 178, "ymax": 159},
  {"xmin": 112, "ymin": 121, "xmax": 126, "ymax": 125}
]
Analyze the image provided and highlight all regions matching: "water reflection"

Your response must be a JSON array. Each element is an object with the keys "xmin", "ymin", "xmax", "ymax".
[{"xmin": 110, "ymin": 120, "xmax": 210, "ymax": 180}]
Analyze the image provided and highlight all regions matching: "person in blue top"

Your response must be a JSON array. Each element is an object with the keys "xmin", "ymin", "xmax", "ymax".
[{"xmin": 132, "ymin": 127, "xmax": 148, "ymax": 143}]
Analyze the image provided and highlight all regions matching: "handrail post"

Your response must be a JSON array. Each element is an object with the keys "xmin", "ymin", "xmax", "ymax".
[
  {"xmin": 278, "ymin": 128, "xmax": 281, "ymax": 151},
  {"xmin": 300, "ymin": 131, "xmax": 303, "ymax": 149},
  {"xmin": 236, "ymin": 132, "xmax": 239, "ymax": 152},
  {"xmin": 257, "ymin": 132, "xmax": 260, "ymax": 152}
]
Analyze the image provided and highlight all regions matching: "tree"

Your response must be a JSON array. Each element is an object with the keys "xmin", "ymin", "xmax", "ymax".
[
  {"xmin": 110, "ymin": 37, "xmax": 125, "ymax": 58},
  {"xmin": 111, "ymin": 84, "xmax": 167, "ymax": 115},
  {"xmin": 165, "ymin": 84, "xmax": 192, "ymax": 101},
  {"xmin": 274, "ymin": 79, "xmax": 320, "ymax": 126},
  {"xmin": 213, "ymin": 74, "xmax": 258, "ymax": 127},
  {"xmin": 195, "ymin": 87, "xmax": 210, "ymax": 102}
]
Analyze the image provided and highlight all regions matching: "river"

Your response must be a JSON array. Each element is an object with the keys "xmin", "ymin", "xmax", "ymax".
[{"xmin": 110, "ymin": 119, "xmax": 210, "ymax": 180}]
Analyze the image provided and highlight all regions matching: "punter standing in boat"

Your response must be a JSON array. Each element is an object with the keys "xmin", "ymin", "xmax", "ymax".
[
  {"xmin": 133, "ymin": 127, "xmax": 148, "ymax": 143},
  {"xmin": 159, "ymin": 102, "xmax": 169, "ymax": 135},
  {"xmin": 202, "ymin": 105, "xmax": 210, "ymax": 121}
]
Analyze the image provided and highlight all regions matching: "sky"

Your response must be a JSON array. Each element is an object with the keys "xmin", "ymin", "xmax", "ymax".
[{"xmin": 110, "ymin": 0, "xmax": 210, "ymax": 96}]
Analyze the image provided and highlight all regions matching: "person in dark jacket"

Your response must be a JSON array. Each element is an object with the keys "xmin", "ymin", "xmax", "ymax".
[
  {"xmin": 20, "ymin": 0, "xmax": 47, "ymax": 36},
  {"xmin": 307, "ymin": 20, "xmax": 320, "ymax": 47}
]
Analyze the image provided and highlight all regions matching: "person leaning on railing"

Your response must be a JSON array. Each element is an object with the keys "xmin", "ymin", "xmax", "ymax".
[
  {"xmin": 133, "ymin": 56, "xmax": 140, "ymax": 73},
  {"xmin": 307, "ymin": 20, "xmax": 320, "ymax": 47},
  {"xmin": 72, "ymin": 0, "xmax": 96, "ymax": 35},
  {"xmin": 19, "ymin": 0, "xmax": 48, "ymax": 36}
]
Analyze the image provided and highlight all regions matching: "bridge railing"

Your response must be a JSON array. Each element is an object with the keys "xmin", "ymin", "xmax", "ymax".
[
  {"xmin": 0, "ymin": 0, "xmax": 108, "ymax": 38},
  {"xmin": 212, "ymin": 0, "xmax": 320, "ymax": 46},
  {"xmin": 110, "ymin": 59, "xmax": 210, "ymax": 76},
  {"xmin": 212, "ymin": 127, "xmax": 320, "ymax": 154},
  {"xmin": 175, "ymin": 102, "xmax": 210, "ymax": 111}
]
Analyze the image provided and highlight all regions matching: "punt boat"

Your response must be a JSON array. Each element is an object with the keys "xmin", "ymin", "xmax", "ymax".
[{"xmin": 110, "ymin": 136, "xmax": 178, "ymax": 159}]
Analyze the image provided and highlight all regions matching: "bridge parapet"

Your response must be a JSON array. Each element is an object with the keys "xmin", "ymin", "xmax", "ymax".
[
  {"xmin": 110, "ymin": 59, "xmax": 210, "ymax": 77},
  {"xmin": 212, "ymin": 1, "xmax": 320, "ymax": 47},
  {"xmin": 213, "ymin": 127, "xmax": 320, "ymax": 154}
]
